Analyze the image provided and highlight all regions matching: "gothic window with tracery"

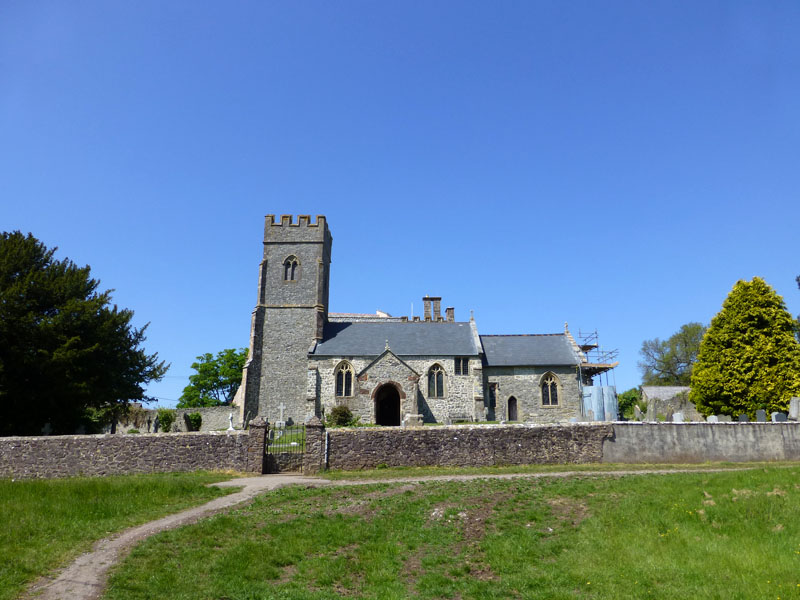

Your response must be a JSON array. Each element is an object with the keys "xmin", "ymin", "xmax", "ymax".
[
  {"xmin": 428, "ymin": 364, "xmax": 445, "ymax": 398},
  {"xmin": 335, "ymin": 362, "xmax": 354, "ymax": 397},
  {"xmin": 283, "ymin": 256, "xmax": 299, "ymax": 281},
  {"xmin": 541, "ymin": 373, "xmax": 560, "ymax": 406}
]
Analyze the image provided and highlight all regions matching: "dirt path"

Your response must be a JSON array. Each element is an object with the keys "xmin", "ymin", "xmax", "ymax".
[{"xmin": 23, "ymin": 467, "xmax": 753, "ymax": 600}]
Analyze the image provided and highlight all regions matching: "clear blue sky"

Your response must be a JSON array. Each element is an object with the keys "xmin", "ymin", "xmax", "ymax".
[{"xmin": 2, "ymin": 1, "xmax": 798, "ymax": 406}]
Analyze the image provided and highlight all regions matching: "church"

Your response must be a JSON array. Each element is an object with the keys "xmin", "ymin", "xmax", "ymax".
[{"xmin": 240, "ymin": 215, "xmax": 617, "ymax": 427}]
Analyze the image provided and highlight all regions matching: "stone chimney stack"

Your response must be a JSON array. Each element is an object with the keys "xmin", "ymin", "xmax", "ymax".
[
  {"xmin": 432, "ymin": 297, "xmax": 442, "ymax": 321},
  {"xmin": 445, "ymin": 307, "xmax": 454, "ymax": 322},
  {"xmin": 423, "ymin": 296, "xmax": 432, "ymax": 321}
]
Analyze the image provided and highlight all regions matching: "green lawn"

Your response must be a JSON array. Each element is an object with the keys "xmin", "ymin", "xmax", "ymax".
[
  {"xmin": 105, "ymin": 466, "xmax": 800, "ymax": 599},
  {"xmin": 0, "ymin": 471, "xmax": 235, "ymax": 600},
  {"xmin": 321, "ymin": 460, "xmax": 793, "ymax": 480}
]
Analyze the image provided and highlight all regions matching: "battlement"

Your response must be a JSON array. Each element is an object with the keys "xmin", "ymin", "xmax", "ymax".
[
  {"xmin": 263, "ymin": 214, "xmax": 331, "ymax": 245},
  {"xmin": 265, "ymin": 214, "xmax": 327, "ymax": 228}
]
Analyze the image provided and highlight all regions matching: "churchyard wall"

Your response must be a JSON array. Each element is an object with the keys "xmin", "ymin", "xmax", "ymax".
[
  {"xmin": 0, "ymin": 427, "xmax": 266, "ymax": 479},
  {"xmin": 602, "ymin": 422, "xmax": 800, "ymax": 463}
]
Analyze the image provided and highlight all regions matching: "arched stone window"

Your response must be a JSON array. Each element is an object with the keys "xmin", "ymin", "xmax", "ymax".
[
  {"xmin": 428, "ymin": 364, "xmax": 445, "ymax": 398},
  {"xmin": 283, "ymin": 255, "xmax": 299, "ymax": 281},
  {"xmin": 335, "ymin": 361, "xmax": 354, "ymax": 397},
  {"xmin": 541, "ymin": 373, "xmax": 560, "ymax": 406}
]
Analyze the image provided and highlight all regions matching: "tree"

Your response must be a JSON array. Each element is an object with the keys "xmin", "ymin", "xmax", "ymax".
[
  {"xmin": 616, "ymin": 387, "xmax": 644, "ymax": 420},
  {"xmin": 177, "ymin": 348, "xmax": 247, "ymax": 408},
  {"xmin": 0, "ymin": 232, "xmax": 168, "ymax": 435},
  {"xmin": 690, "ymin": 277, "xmax": 800, "ymax": 417},
  {"xmin": 638, "ymin": 322, "xmax": 706, "ymax": 386}
]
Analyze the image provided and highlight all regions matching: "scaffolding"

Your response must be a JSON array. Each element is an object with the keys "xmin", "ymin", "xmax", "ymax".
[{"xmin": 577, "ymin": 329, "xmax": 619, "ymax": 387}]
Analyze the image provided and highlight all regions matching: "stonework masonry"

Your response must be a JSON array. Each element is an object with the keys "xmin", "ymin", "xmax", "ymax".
[
  {"xmin": 0, "ymin": 429, "xmax": 265, "ymax": 479},
  {"xmin": 487, "ymin": 366, "xmax": 580, "ymax": 423},
  {"xmin": 307, "ymin": 423, "xmax": 614, "ymax": 472}
]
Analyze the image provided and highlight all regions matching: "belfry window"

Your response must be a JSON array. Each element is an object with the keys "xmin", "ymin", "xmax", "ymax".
[
  {"xmin": 335, "ymin": 362, "xmax": 354, "ymax": 397},
  {"xmin": 283, "ymin": 256, "xmax": 299, "ymax": 281},
  {"xmin": 541, "ymin": 373, "xmax": 559, "ymax": 406},
  {"xmin": 428, "ymin": 364, "xmax": 445, "ymax": 398}
]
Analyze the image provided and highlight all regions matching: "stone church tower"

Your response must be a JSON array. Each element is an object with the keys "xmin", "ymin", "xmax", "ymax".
[{"xmin": 241, "ymin": 215, "xmax": 331, "ymax": 424}]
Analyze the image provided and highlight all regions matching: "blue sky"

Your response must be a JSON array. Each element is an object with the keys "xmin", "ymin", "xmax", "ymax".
[{"xmin": 2, "ymin": 1, "xmax": 799, "ymax": 406}]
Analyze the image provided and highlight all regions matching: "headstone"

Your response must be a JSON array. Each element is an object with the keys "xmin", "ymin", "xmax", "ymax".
[
  {"xmin": 41, "ymin": 422, "xmax": 52, "ymax": 436},
  {"xmin": 672, "ymin": 412, "xmax": 684, "ymax": 423},
  {"xmin": 403, "ymin": 414, "xmax": 423, "ymax": 427},
  {"xmin": 664, "ymin": 408, "xmax": 674, "ymax": 422},
  {"xmin": 227, "ymin": 412, "xmax": 235, "ymax": 431},
  {"xmin": 587, "ymin": 409, "xmax": 595, "ymax": 422},
  {"xmin": 790, "ymin": 397, "xmax": 800, "ymax": 421},
  {"xmin": 772, "ymin": 412, "xmax": 787, "ymax": 423},
  {"xmin": 568, "ymin": 417, "xmax": 579, "ymax": 423},
  {"xmin": 737, "ymin": 414, "xmax": 749, "ymax": 423},
  {"xmin": 707, "ymin": 415, "xmax": 719, "ymax": 423},
  {"xmin": 718, "ymin": 415, "xmax": 732, "ymax": 423},
  {"xmin": 275, "ymin": 420, "xmax": 286, "ymax": 429},
  {"xmin": 756, "ymin": 409, "xmax": 767, "ymax": 422},
  {"xmin": 633, "ymin": 405, "xmax": 643, "ymax": 421},
  {"xmin": 153, "ymin": 415, "xmax": 160, "ymax": 432}
]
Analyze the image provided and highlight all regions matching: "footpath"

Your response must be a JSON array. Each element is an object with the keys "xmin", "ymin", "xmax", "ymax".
[{"xmin": 23, "ymin": 468, "xmax": 748, "ymax": 600}]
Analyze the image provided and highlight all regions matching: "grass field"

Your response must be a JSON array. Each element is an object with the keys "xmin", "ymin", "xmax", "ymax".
[
  {"xmin": 105, "ymin": 465, "xmax": 800, "ymax": 599},
  {"xmin": 0, "ymin": 472, "xmax": 234, "ymax": 600}
]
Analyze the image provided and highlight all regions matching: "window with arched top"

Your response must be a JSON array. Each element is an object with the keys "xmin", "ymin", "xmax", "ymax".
[
  {"xmin": 335, "ymin": 362, "xmax": 354, "ymax": 397},
  {"xmin": 283, "ymin": 256, "xmax": 299, "ymax": 281},
  {"xmin": 428, "ymin": 364, "xmax": 445, "ymax": 398},
  {"xmin": 541, "ymin": 373, "xmax": 560, "ymax": 406}
]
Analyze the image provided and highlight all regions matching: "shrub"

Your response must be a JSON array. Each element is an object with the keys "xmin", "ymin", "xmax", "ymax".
[
  {"xmin": 185, "ymin": 412, "xmax": 202, "ymax": 432},
  {"xmin": 327, "ymin": 405, "xmax": 357, "ymax": 427},
  {"xmin": 127, "ymin": 429, "xmax": 140, "ymax": 434},
  {"xmin": 157, "ymin": 409, "xmax": 175, "ymax": 433}
]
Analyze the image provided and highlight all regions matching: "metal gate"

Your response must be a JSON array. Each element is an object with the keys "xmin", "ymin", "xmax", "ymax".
[{"xmin": 265, "ymin": 423, "xmax": 305, "ymax": 473}]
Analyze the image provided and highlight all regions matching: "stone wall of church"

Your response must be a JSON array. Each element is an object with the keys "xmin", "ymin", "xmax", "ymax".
[
  {"xmin": 486, "ymin": 366, "xmax": 581, "ymax": 423},
  {"xmin": 310, "ymin": 356, "xmax": 482, "ymax": 423}
]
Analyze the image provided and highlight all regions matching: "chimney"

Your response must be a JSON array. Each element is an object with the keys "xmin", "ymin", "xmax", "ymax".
[
  {"xmin": 431, "ymin": 297, "xmax": 442, "ymax": 322},
  {"xmin": 445, "ymin": 307, "xmax": 454, "ymax": 322},
  {"xmin": 423, "ymin": 296, "xmax": 432, "ymax": 321}
]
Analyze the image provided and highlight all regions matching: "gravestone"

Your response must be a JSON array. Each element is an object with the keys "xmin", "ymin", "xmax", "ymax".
[
  {"xmin": 227, "ymin": 412, "xmax": 235, "ymax": 431},
  {"xmin": 718, "ymin": 415, "xmax": 732, "ymax": 423},
  {"xmin": 568, "ymin": 417, "xmax": 579, "ymax": 423},
  {"xmin": 756, "ymin": 409, "xmax": 767, "ymax": 422},
  {"xmin": 789, "ymin": 397, "xmax": 800, "ymax": 421},
  {"xmin": 41, "ymin": 422, "xmax": 52, "ymax": 436},
  {"xmin": 707, "ymin": 415, "xmax": 719, "ymax": 423},
  {"xmin": 672, "ymin": 412, "xmax": 684, "ymax": 423},
  {"xmin": 587, "ymin": 409, "xmax": 595, "ymax": 422},
  {"xmin": 664, "ymin": 408, "xmax": 674, "ymax": 422},
  {"xmin": 633, "ymin": 405, "xmax": 643, "ymax": 421},
  {"xmin": 772, "ymin": 412, "xmax": 787, "ymax": 423},
  {"xmin": 737, "ymin": 414, "xmax": 749, "ymax": 423}
]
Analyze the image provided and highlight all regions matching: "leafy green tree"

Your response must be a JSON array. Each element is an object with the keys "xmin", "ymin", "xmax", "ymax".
[
  {"xmin": 638, "ymin": 322, "xmax": 706, "ymax": 386},
  {"xmin": 617, "ymin": 387, "xmax": 644, "ymax": 420},
  {"xmin": 690, "ymin": 277, "xmax": 800, "ymax": 417},
  {"xmin": 177, "ymin": 348, "xmax": 247, "ymax": 407},
  {"xmin": 0, "ymin": 232, "xmax": 168, "ymax": 435}
]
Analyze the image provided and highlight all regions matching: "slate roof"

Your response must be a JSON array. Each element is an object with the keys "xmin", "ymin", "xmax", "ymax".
[
  {"xmin": 312, "ymin": 321, "xmax": 480, "ymax": 357},
  {"xmin": 480, "ymin": 334, "xmax": 580, "ymax": 367}
]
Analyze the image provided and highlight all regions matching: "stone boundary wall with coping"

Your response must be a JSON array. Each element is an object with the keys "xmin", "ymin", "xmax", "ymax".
[
  {"xmin": 303, "ymin": 423, "xmax": 614, "ymax": 472},
  {"xmin": 602, "ymin": 422, "xmax": 800, "ymax": 463},
  {"xmin": 0, "ymin": 423, "xmax": 267, "ymax": 479}
]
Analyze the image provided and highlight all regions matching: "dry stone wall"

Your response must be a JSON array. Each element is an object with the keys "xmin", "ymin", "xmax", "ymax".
[
  {"xmin": 0, "ymin": 429, "xmax": 264, "ymax": 479},
  {"xmin": 314, "ymin": 423, "xmax": 613, "ymax": 472}
]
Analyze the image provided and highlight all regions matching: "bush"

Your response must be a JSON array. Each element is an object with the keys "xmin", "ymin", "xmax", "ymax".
[
  {"xmin": 157, "ymin": 409, "xmax": 175, "ymax": 433},
  {"xmin": 185, "ymin": 412, "xmax": 202, "ymax": 432},
  {"xmin": 327, "ymin": 405, "xmax": 357, "ymax": 427},
  {"xmin": 126, "ymin": 429, "xmax": 140, "ymax": 434}
]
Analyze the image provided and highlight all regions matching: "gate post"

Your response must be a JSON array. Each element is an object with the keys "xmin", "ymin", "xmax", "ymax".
[
  {"xmin": 246, "ymin": 417, "xmax": 269, "ymax": 474},
  {"xmin": 303, "ymin": 416, "xmax": 326, "ymax": 474}
]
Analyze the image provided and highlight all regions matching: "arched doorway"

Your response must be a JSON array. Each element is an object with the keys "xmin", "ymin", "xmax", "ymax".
[
  {"xmin": 375, "ymin": 384, "xmax": 401, "ymax": 426},
  {"xmin": 508, "ymin": 396, "xmax": 518, "ymax": 421}
]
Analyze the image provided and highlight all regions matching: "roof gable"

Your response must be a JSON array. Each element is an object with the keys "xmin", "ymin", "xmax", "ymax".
[{"xmin": 358, "ymin": 348, "xmax": 419, "ymax": 378}]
